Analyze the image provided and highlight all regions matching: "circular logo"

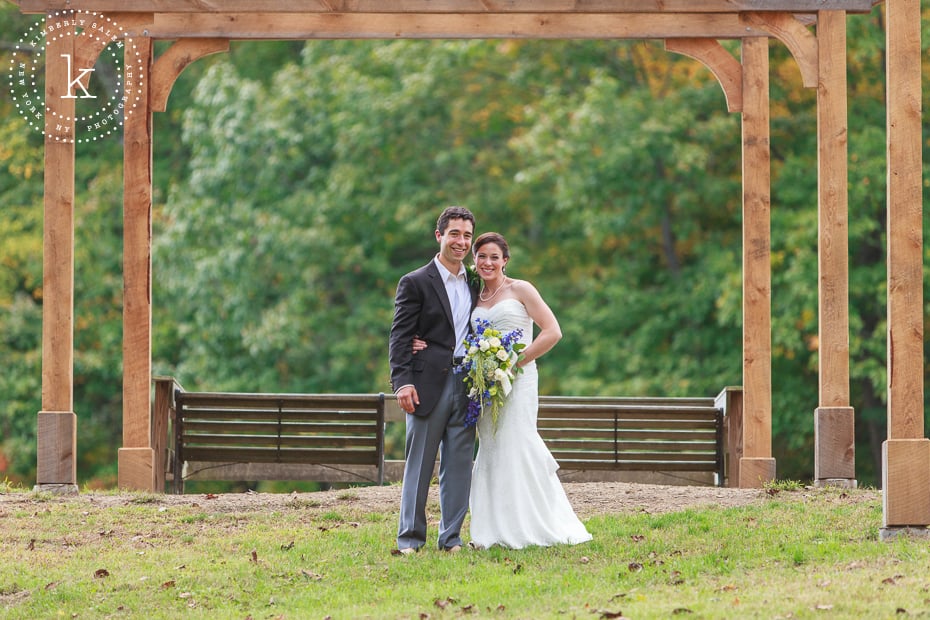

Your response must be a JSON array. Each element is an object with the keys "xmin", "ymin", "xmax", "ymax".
[{"xmin": 6, "ymin": 10, "xmax": 146, "ymax": 144}]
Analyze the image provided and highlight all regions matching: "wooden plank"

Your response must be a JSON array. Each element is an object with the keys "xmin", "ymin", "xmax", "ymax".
[
  {"xmin": 716, "ymin": 386, "xmax": 743, "ymax": 488},
  {"xmin": 182, "ymin": 447, "xmax": 380, "ymax": 464},
  {"xmin": 182, "ymin": 461, "xmax": 382, "ymax": 484},
  {"xmin": 179, "ymin": 409, "xmax": 381, "ymax": 423},
  {"xmin": 554, "ymin": 460, "xmax": 719, "ymax": 472},
  {"xmin": 122, "ymin": 36, "xmax": 153, "ymax": 451},
  {"xmin": 179, "ymin": 392, "xmax": 384, "ymax": 410},
  {"xmin": 41, "ymin": 15, "xmax": 75, "ymax": 414},
  {"xmin": 882, "ymin": 439, "xmax": 930, "ymax": 526},
  {"xmin": 151, "ymin": 378, "xmax": 174, "ymax": 492},
  {"xmin": 740, "ymin": 36, "xmax": 773, "ymax": 464},
  {"xmin": 182, "ymin": 434, "xmax": 380, "ymax": 449},
  {"xmin": 885, "ymin": 0, "xmax": 924, "ymax": 440},
  {"xmin": 13, "ymin": 1, "xmax": 876, "ymax": 14},
  {"xmin": 181, "ymin": 421, "xmax": 379, "ymax": 435},
  {"xmin": 538, "ymin": 403, "xmax": 720, "ymax": 416},
  {"xmin": 35, "ymin": 412, "xmax": 77, "ymax": 484},
  {"xmin": 117, "ymin": 447, "xmax": 155, "ymax": 491},
  {"xmin": 130, "ymin": 13, "xmax": 767, "ymax": 40},
  {"xmin": 814, "ymin": 406, "xmax": 855, "ymax": 480},
  {"xmin": 816, "ymin": 10, "xmax": 851, "ymax": 409}
]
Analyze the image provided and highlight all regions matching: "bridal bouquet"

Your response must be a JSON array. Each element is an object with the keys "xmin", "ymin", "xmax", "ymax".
[{"xmin": 455, "ymin": 317, "xmax": 526, "ymax": 429}]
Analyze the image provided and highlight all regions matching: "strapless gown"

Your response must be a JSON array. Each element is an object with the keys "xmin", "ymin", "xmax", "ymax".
[{"xmin": 468, "ymin": 299, "xmax": 592, "ymax": 549}]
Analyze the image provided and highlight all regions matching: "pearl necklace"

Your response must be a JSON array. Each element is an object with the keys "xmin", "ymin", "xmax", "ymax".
[{"xmin": 479, "ymin": 278, "xmax": 509, "ymax": 302}]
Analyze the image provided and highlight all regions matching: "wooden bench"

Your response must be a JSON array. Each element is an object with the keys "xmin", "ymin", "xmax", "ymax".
[
  {"xmin": 155, "ymin": 378, "xmax": 385, "ymax": 493},
  {"xmin": 536, "ymin": 395, "xmax": 728, "ymax": 486},
  {"xmin": 154, "ymin": 378, "xmax": 740, "ymax": 491},
  {"xmin": 382, "ymin": 388, "xmax": 741, "ymax": 487}
]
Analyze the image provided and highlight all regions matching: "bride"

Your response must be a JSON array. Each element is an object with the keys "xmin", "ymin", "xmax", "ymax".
[{"xmin": 418, "ymin": 232, "xmax": 592, "ymax": 549}]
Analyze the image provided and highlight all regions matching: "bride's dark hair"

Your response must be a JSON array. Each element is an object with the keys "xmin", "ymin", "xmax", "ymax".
[{"xmin": 473, "ymin": 232, "xmax": 510, "ymax": 259}]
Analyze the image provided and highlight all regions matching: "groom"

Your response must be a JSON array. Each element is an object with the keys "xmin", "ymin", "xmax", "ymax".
[{"xmin": 389, "ymin": 205, "xmax": 479, "ymax": 554}]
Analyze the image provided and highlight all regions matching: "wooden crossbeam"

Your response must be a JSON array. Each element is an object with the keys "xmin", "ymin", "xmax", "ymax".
[{"xmin": 12, "ymin": 1, "xmax": 876, "ymax": 15}]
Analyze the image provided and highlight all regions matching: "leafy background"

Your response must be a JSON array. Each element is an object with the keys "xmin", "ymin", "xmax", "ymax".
[{"xmin": 1, "ymin": 4, "xmax": 928, "ymax": 488}]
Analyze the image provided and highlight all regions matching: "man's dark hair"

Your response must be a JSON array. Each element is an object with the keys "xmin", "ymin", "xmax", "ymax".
[{"xmin": 436, "ymin": 206, "xmax": 476, "ymax": 235}]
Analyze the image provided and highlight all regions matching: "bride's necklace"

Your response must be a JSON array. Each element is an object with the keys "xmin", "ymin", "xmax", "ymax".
[{"xmin": 479, "ymin": 278, "xmax": 509, "ymax": 302}]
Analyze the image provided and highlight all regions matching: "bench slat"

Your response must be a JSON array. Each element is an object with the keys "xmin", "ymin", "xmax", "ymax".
[
  {"xmin": 182, "ymin": 434, "xmax": 379, "ymax": 449},
  {"xmin": 181, "ymin": 421, "xmax": 379, "ymax": 434},
  {"xmin": 183, "ymin": 446, "xmax": 380, "ymax": 465},
  {"xmin": 179, "ymin": 392, "xmax": 384, "ymax": 410},
  {"xmin": 537, "ymin": 420, "xmax": 717, "ymax": 438},
  {"xmin": 545, "ymin": 440, "xmax": 718, "ymax": 452},
  {"xmin": 179, "ymin": 409, "xmax": 381, "ymax": 422},
  {"xmin": 554, "ymin": 460, "xmax": 720, "ymax": 472}
]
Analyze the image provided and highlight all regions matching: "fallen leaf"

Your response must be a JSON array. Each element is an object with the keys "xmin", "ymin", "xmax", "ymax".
[
  {"xmin": 94, "ymin": 569, "xmax": 109, "ymax": 579},
  {"xmin": 598, "ymin": 610, "xmax": 625, "ymax": 619},
  {"xmin": 814, "ymin": 604, "xmax": 833, "ymax": 610},
  {"xmin": 513, "ymin": 564, "xmax": 523, "ymax": 574},
  {"xmin": 161, "ymin": 580, "xmax": 176, "ymax": 589},
  {"xmin": 672, "ymin": 608, "xmax": 693, "ymax": 614},
  {"xmin": 204, "ymin": 493, "xmax": 218, "ymax": 500},
  {"xmin": 897, "ymin": 609, "xmax": 908, "ymax": 615},
  {"xmin": 627, "ymin": 562, "xmax": 643, "ymax": 572},
  {"xmin": 250, "ymin": 550, "xmax": 259, "ymax": 563},
  {"xmin": 44, "ymin": 581, "xmax": 59, "ymax": 590},
  {"xmin": 630, "ymin": 535, "xmax": 645, "ymax": 542},
  {"xmin": 579, "ymin": 556, "xmax": 590, "ymax": 564},
  {"xmin": 766, "ymin": 488, "xmax": 780, "ymax": 496},
  {"xmin": 281, "ymin": 541, "xmax": 295, "ymax": 551},
  {"xmin": 27, "ymin": 539, "xmax": 35, "ymax": 551},
  {"xmin": 301, "ymin": 570, "xmax": 323, "ymax": 581},
  {"xmin": 718, "ymin": 584, "xmax": 738, "ymax": 592}
]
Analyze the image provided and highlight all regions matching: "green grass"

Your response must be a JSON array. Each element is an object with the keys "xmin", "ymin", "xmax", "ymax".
[{"xmin": 1, "ymin": 485, "xmax": 928, "ymax": 619}]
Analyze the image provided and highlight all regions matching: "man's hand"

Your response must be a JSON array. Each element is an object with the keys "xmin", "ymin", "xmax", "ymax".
[{"xmin": 397, "ymin": 385, "xmax": 420, "ymax": 414}]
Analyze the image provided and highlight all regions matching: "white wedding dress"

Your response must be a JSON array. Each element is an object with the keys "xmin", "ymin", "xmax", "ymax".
[{"xmin": 469, "ymin": 299, "xmax": 593, "ymax": 549}]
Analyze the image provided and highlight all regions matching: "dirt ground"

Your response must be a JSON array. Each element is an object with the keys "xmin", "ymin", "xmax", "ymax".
[{"xmin": 1, "ymin": 482, "xmax": 877, "ymax": 518}]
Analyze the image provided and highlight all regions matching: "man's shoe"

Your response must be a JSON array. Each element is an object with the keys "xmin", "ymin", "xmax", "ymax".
[
  {"xmin": 394, "ymin": 547, "xmax": 417, "ymax": 556},
  {"xmin": 445, "ymin": 545, "xmax": 463, "ymax": 553}
]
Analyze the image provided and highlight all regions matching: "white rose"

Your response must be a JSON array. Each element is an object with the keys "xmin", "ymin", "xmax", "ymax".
[
  {"xmin": 479, "ymin": 340, "xmax": 491, "ymax": 352},
  {"xmin": 488, "ymin": 337, "xmax": 502, "ymax": 348},
  {"xmin": 496, "ymin": 349, "xmax": 509, "ymax": 362}
]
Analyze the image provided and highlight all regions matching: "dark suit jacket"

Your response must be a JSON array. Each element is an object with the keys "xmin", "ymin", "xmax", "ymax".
[{"xmin": 389, "ymin": 260, "xmax": 478, "ymax": 416}]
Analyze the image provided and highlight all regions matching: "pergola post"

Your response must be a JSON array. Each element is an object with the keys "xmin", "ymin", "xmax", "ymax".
[
  {"xmin": 814, "ymin": 10, "xmax": 856, "ymax": 489},
  {"xmin": 881, "ymin": 0, "xmax": 929, "ymax": 536},
  {"xmin": 738, "ymin": 36, "xmax": 776, "ymax": 488},
  {"xmin": 35, "ymin": 13, "xmax": 78, "ymax": 495},
  {"xmin": 117, "ymin": 36, "xmax": 157, "ymax": 492}
]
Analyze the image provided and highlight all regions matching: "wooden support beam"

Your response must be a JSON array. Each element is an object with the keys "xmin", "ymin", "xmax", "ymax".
[
  {"xmin": 126, "ymin": 13, "xmax": 769, "ymax": 40},
  {"xmin": 664, "ymin": 38, "xmax": 743, "ymax": 113},
  {"xmin": 813, "ymin": 10, "xmax": 855, "ymax": 486},
  {"xmin": 37, "ymin": 12, "xmax": 77, "ymax": 492},
  {"xmin": 118, "ymin": 35, "xmax": 156, "ymax": 492},
  {"xmin": 151, "ymin": 38, "xmax": 229, "ymax": 112},
  {"xmin": 742, "ymin": 12, "xmax": 818, "ymax": 88},
  {"xmin": 882, "ymin": 0, "xmax": 928, "ymax": 530},
  {"xmin": 12, "ymin": 1, "xmax": 877, "ymax": 14},
  {"xmin": 739, "ymin": 36, "xmax": 775, "ymax": 489}
]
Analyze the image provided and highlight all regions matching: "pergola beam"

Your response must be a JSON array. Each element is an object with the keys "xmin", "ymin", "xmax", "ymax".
[
  {"xmin": 122, "ymin": 13, "xmax": 778, "ymax": 40},
  {"xmin": 12, "ymin": 0, "xmax": 876, "ymax": 15}
]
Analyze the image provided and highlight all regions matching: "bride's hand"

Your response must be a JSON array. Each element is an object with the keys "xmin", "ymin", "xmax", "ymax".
[{"xmin": 412, "ymin": 337, "xmax": 428, "ymax": 355}]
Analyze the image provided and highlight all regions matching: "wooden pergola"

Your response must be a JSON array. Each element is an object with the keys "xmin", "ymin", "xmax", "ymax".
[{"xmin": 15, "ymin": 0, "xmax": 928, "ymax": 533}]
